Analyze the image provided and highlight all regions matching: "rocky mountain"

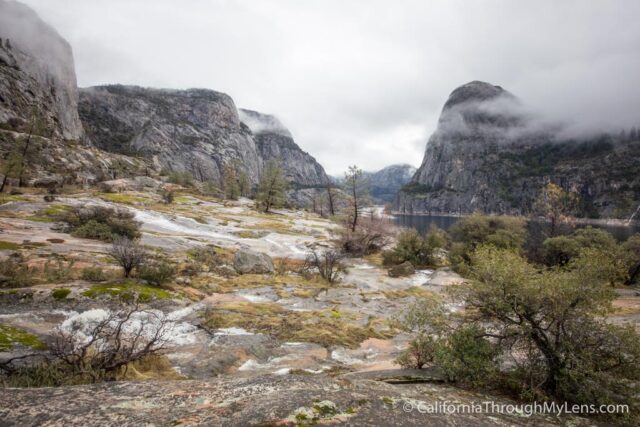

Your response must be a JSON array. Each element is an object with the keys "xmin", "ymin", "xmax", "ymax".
[
  {"xmin": 238, "ymin": 109, "xmax": 329, "ymax": 187},
  {"xmin": 79, "ymin": 85, "xmax": 263, "ymax": 184},
  {"xmin": 364, "ymin": 164, "xmax": 416, "ymax": 203},
  {"xmin": 0, "ymin": 1, "xmax": 330, "ymax": 193},
  {"xmin": 396, "ymin": 81, "xmax": 640, "ymax": 219},
  {"xmin": 0, "ymin": 0, "xmax": 83, "ymax": 140}
]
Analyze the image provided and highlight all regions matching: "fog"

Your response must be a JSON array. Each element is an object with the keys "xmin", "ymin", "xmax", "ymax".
[{"xmin": 20, "ymin": 0, "xmax": 640, "ymax": 174}]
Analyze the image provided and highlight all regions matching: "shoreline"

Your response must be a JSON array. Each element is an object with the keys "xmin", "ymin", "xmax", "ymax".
[{"xmin": 390, "ymin": 211, "xmax": 639, "ymax": 228}]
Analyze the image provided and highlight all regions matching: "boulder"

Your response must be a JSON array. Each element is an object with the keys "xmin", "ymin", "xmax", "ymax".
[
  {"xmin": 233, "ymin": 249, "xmax": 274, "ymax": 274},
  {"xmin": 388, "ymin": 261, "xmax": 415, "ymax": 277}
]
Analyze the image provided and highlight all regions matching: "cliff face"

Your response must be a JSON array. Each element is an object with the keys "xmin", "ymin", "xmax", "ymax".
[
  {"xmin": 397, "ymin": 81, "xmax": 640, "ymax": 219},
  {"xmin": 239, "ymin": 109, "xmax": 329, "ymax": 187},
  {"xmin": 0, "ymin": 0, "xmax": 84, "ymax": 140},
  {"xmin": 365, "ymin": 164, "xmax": 416, "ymax": 203},
  {"xmin": 79, "ymin": 85, "xmax": 263, "ymax": 184}
]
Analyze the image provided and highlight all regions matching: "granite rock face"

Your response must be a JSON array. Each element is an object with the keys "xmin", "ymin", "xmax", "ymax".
[
  {"xmin": 0, "ymin": 0, "xmax": 83, "ymax": 140},
  {"xmin": 79, "ymin": 85, "xmax": 263, "ymax": 184},
  {"xmin": 397, "ymin": 81, "xmax": 640, "ymax": 218},
  {"xmin": 365, "ymin": 164, "xmax": 416, "ymax": 203},
  {"xmin": 239, "ymin": 108, "xmax": 329, "ymax": 187}
]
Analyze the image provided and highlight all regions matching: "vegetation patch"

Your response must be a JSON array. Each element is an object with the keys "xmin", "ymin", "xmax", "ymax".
[
  {"xmin": 51, "ymin": 288, "xmax": 71, "ymax": 300},
  {"xmin": 382, "ymin": 286, "xmax": 435, "ymax": 300},
  {"xmin": 204, "ymin": 304, "xmax": 393, "ymax": 348},
  {"xmin": 0, "ymin": 324, "xmax": 46, "ymax": 351},
  {"xmin": 0, "ymin": 240, "xmax": 20, "ymax": 250},
  {"xmin": 98, "ymin": 192, "xmax": 154, "ymax": 205},
  {"xmin": 82, "ymin": 280, "xmax": 172, "ymax": 302}
]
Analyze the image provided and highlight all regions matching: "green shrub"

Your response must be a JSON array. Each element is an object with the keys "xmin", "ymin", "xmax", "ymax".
[
  {"xmin": 60, "ymin": 206, "xmax": 141, "ymax": 242},
  {"xmin": 542, "ymin": 235, "xmax": 581, "ymax": 265},
  {"xmin": 51, "ymin": 288, "xmax": 71, "ymax": 300},
  {"xmin": 448, "ymin": 214, "xmax": 526, "ymax": 271},
  {"xmin": 72, "ymin": 220, "xmax": 113, "ymax": 240},
  {"xmin": 434, "ymin": 325, "xmax": 499, "ymax": 386},
  {"xmin": 383, "ymin": 225, "xmax": 446, "ymax": 267},
  {"xmin": 138, "ymin": 262, "xmax": 176, "ymax": 286},
  {"xmin": 543, "ymin": 227, "xmax": 620, "ymax": 267},
  {"xmin": 623, "ymin": 234, "xmax": 640, "ymax": 285},
  {"xmin": 80, "ymin": 266, "xmax": 106, "ymax": 282},
  {"xmin": 167, "ymin": 171, "xmax": 194, "ymax": 187}
]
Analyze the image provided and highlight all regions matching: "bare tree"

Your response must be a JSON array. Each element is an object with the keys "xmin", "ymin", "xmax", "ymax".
[
  {"xmin": 344, "ymin": 165, "xmax": 368, "ymax": 232},
  {"xmin": 109, "ymin": 237, "xmax": 147, "ymax": 277},
  {"xmin": 304, "ymin": 248, "xmax": 344, "ymax": 283},
  {"xmin": 50, "ymin": 304, "xmax": 171, "ymax": 381},
  {"xmin": 326, "ymin": 181, "xmax": 336, "ymax": 216},
  {"xmin": 1, "ymin": 305, "xmax": 172, "ymax": 384}
]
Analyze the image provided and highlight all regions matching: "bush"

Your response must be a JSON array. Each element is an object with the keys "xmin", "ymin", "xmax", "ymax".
[
  {"xmin": 80, "ymin": 266, "xmax": 106, "ymax": 282},
  {"xmin": 340, "ymin": 217, "xmax": 393, "ymax": 256},
  {"xmin": 0, "ymin": 253, "xmax": 33, "ymax": 288},
  {"xmin": 109, "ymin": 237, "xmax": 147, "ymax": 278},
  {"xmin": 448, "ymin": 214, "xmax": 526, "ymax": 271},
  {"xmin": 383, "ymin": 225, "xmax": 446, "ymax": 267},
  {"xmin": 138, "ymin": 262, "xmax": 176, "ymax": 286},
  {"xmin": 167, "ymin": 171, "xmax": 194, "ymax": 187},
  {"xmin": 396, "ymin": 333, "xmax": 438, "ymax": 369},
  {"xmin": 304, "ymin": 249, "xmax": 344, "ymax": 283},
  {"xmin": 433, "ymin": 325, "xmax": 498, "ymax": 386},
  {"xmin": 43, "ymin": 259, "xmax": 75, "ymax": 283},
  {"xmin": 60, "ymin": 206, "xmax": 141, "ymax": 242},
  {"xmin": 160, "ymin": 188, "xmax": 174, "ymax": 204},
  {"xmin": 1, "ymin": 305, "xmax": 172, "ymax": 386},
  {"xmin": 542, "ymin": 235, "xmax": 581, "ymax": 265},
  {"xmin": 623, "ymin": 234, "xmax": 640, "ymax": 285},
  {"xmin": 542, "ymin": 227, "xmax": 622, "ymax": 271},
  {"xmin": 51, "ymin": 288, "xmax": 71, "ymax": 300}
]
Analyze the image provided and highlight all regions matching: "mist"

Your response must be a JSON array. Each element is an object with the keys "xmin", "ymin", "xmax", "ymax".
[{"xmin": 18, "ymin": 0, "xmax": 640, "ymax": 174}]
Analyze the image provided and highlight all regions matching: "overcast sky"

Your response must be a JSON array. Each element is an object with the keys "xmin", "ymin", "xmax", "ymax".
[{"xmin": 21, "ymin": 0, "xmax": 640, "ymax": 174}]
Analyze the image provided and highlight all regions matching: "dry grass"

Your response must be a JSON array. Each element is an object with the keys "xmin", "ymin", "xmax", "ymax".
[
  {"xmin": 203, "ymin": 303, "xmax": 395, "ymax": 349},
  {"xmin": 117, "ymin": 355, "xmax": 184, "ymax": 381},
  {"xmin": 382, "ymin": 287, "xmax": 436, "ymax": 300}
]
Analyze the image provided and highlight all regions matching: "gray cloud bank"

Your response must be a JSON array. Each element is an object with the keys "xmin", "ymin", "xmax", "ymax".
[{"xmin": 19, "ymin": 0, "xmax": 640, "ymax": 174}]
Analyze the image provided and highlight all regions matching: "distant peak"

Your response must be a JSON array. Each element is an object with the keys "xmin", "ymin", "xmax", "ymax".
[{"xmin": 443, "ymin": 81, "xmax": 512, "ymax": 110}]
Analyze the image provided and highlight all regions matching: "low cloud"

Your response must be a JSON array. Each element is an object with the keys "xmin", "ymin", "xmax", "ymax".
[{"xmin": 21, "ymin": 0, "xmax": 640, "ymax": 174}]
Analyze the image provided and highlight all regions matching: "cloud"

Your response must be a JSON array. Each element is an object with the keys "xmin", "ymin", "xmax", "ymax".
[{"xmin": 20, "ymin": 0, "xmax": 640, "ymax": 174}]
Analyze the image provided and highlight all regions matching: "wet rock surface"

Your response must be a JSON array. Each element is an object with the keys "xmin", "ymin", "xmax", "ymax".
[{"xmin": 0, "ymin": 374, "xmax": 596, "ymax": 426}]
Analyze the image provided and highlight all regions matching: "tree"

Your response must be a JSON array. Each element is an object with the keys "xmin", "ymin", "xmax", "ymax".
[
  {"xmin": 533, "ymin": 183, "xmax": 579, "ymax": 237},
  {"xmin": 623, "ymin": 234, "xmax": 640, "ymax": 285},
  {"xmin": 401, "ymin": 245, "xmax": 640, "ymax": 414},
  {"xmin": 344, "ymin": 165, "xmax": 368, "ymax": 232},
  {"xmin": 109, "ymin": 237, "xmax": 147, "ymax": 278},
  {"xmin": 1, "ymin": 107, "xmax": 45, "ymax": 192},
  {"xmin": 463, "ymin": 246, "xmax": 639, "ymax": 401},
  {"xmin": 238, "ymin": 170, "xmax": 251, "ymax": 197},
  {"xmin": 256, "ymin": 160, "xmax": 287, "ymax": 213},
  {"xmin": 222, "ymin": 163, "xmax": 241, "ymax": 200}
]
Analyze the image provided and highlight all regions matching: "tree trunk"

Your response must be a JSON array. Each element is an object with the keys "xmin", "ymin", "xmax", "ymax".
[
  {"xmin": 326, "ymin": 184, "xmax": 335, "ymax": 216},
  {"xmin": 351, "ymin": 180, "xmax": 358, "ymax": 232},
  {"xmin": 17, "ymin": 131, "xmax": 33, "ymax": 187},
  {"xmin": 625, "ymin": 262, "xmax": 640, "ymax": 285}
]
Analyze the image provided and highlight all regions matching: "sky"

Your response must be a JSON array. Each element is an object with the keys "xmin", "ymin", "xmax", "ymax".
[{"xmin": 21, "ymin": 0, "xmax": 640, "ymax": 174}]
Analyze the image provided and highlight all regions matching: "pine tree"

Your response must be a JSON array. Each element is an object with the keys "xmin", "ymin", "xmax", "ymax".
[
  {"xmin": 256, "ymin": 160, "xmax": 287, "ymax": 213},
  {"xmin": 222, "ymin": 163, "xmax": 240, "ymax": 200}
]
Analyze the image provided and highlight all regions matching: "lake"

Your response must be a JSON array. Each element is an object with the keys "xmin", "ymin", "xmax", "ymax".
[{"xmin": 391, "ymin": 214, "xmax": 640, "ymax": 242}]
